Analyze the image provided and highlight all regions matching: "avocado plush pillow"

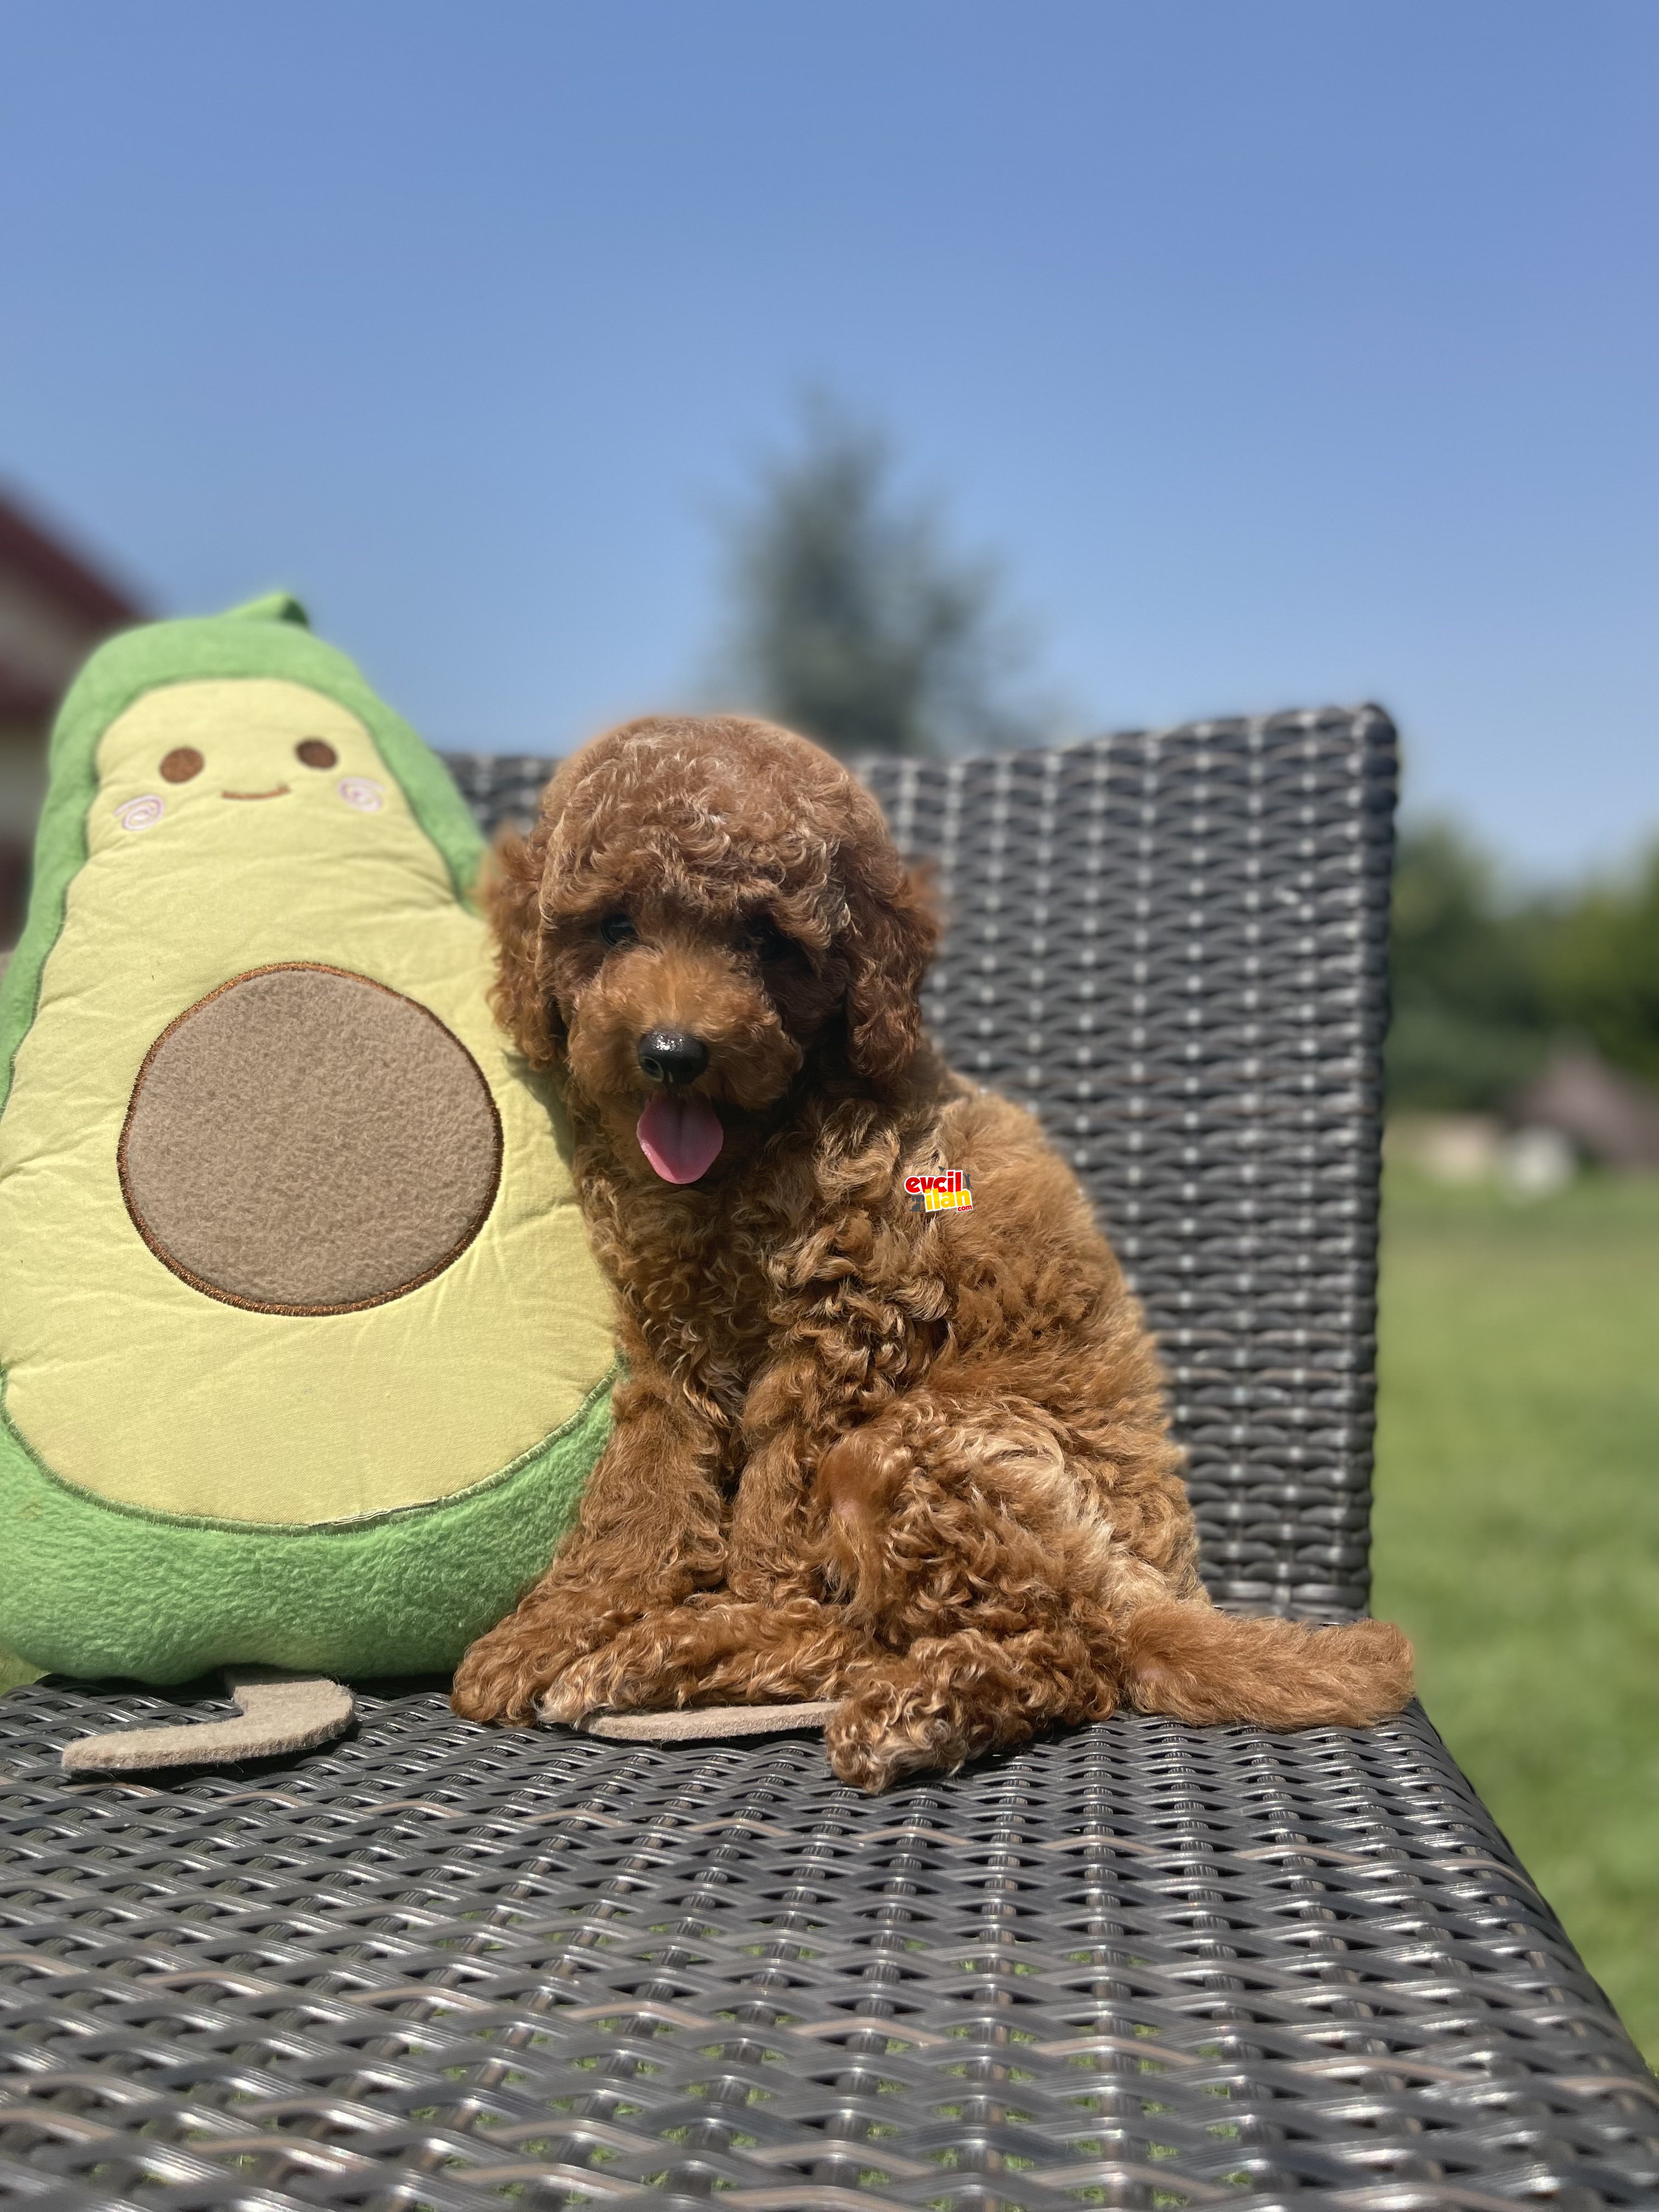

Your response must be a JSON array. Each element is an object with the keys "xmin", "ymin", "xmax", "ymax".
[{"xmin": 0, "ymin": 597, "xmax": 616, "ymax": 1684}]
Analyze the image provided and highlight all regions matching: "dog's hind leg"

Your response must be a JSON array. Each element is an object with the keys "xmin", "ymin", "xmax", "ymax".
[
  {"xmin": 538, "ymin": 1596, "xmax": 877, "ymax": 1724},
  {"xmin": 826, "ymin": 1623, "xmax": 1115, "ymax": 1792},
  {"xmin": 805, "ymin": 1401, "xmax": 1141, "ymax": 1788}
]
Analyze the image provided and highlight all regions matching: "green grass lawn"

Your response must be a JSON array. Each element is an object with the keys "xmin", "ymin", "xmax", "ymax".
[
  {"xmin": 4, "ymin": 1165, "xmax": 1655, "ymax": 2063},
  {"xmin": 1373, "ymin": 1167, "xmax": 1659, "ymax": 2065}
]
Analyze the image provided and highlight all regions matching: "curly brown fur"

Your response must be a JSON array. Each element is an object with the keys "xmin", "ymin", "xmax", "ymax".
[{"xmin": 452, "ymin": 713, "xmax": 1414, "ymax": 1786}]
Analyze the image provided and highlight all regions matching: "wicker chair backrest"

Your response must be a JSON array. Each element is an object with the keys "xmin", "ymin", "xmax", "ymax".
[{"xmin": 448, "ymin": 703, "xmax": 1397, "ymax": 1617}]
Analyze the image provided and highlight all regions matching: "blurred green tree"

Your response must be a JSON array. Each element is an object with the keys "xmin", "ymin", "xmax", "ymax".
[
  {"xmin": 1540, "ymin": 849, "xmax": 1659, "ymax": 1085},
  {"xmin": 718, "ymin": 403, "xmax": 1045, "ymax": 758},
  {"xmin": 1387, "ymin": 822, "xmax": 1551, "ymax": 1109},
  {"xmin": 1386, "ymin": 822, "xmax": 1659, "ymax": 1108}
]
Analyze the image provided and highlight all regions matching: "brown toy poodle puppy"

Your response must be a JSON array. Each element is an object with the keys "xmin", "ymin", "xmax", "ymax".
[{"xmin": 452, "ymin": 714, "xmax": 1412, "ymax": 1788}]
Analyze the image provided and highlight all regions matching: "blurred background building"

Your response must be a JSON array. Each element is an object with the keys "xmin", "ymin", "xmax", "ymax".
[
  {"xmin": 0, "ymin": 493, "xmax": 142, "ymax": 945},
  {"xmin": 1387, "ymin": 818, "xmax": 1659, "ymax": 1187}
]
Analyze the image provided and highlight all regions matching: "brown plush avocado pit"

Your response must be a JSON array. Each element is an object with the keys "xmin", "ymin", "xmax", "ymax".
[{"xmin": 119, "ymin": 963, "xmax": 503, "ymax": 1314}]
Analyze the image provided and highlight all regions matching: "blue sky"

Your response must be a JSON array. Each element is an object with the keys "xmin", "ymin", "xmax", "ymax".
[{"xmin": 3, "ymin": 1, "xmax": 1654, "ymax": 879}]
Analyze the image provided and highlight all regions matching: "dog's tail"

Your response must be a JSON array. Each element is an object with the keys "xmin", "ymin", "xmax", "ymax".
[{"xmin": 1114, "ymin": 1601, "xmax": 1413, "ymax": 1730}]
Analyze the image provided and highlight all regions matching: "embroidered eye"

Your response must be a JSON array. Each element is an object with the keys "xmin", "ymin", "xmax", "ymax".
[
  {"xmin": 160, "ymin": 747, "xmax": 204, "ymax": 784},
  {"xmin": 296, "ymin": 739, "xmax": 338, "ymax": 769},
  {"xmin": 599, "ymin": 915, "xmax": 637, "ymax": 947}
]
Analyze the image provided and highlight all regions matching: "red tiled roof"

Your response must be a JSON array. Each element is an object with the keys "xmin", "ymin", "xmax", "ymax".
[
  {"xmin": 0, "ymin": 656, "xmax": 59, "ymax": 725},
  {"xmin": 0, "ymin": 490, "xmax": 143, "ymax": 630}
]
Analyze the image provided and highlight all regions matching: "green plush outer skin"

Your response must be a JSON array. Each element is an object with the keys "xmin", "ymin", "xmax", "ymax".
[
  {"xmin": 0, "ymin": 1385, "xmax": 611, "ymax": 1683},
  {"xmin": 0, "ymin": 596, "xmax": 613, "ymax": 1683}
]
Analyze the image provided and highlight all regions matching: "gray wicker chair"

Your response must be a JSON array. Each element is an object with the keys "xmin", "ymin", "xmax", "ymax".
[{"xmin": 3, "ymin": 711, "xmax": 1654, "ymax": 2207}]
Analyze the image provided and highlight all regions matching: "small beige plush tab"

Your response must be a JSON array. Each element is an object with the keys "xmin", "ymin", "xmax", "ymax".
[
  {"xmin": 60, "ymin": 1669, "xmax": 354, "ymax": 1773},
  {"xmin": 570, "ymin": 1701, "xmax": 841, "ymax": 1742}
]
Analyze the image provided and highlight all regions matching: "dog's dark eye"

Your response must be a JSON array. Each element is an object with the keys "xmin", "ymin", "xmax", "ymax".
[
  {"xmin": 748, "ymin": 918, "xmax": 791, "ymax": 963},
  {"xmin": 599, "ymin": 914, "xmax": 636, "ymax": 947}
]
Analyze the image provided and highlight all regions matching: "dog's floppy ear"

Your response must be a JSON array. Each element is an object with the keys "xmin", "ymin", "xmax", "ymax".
[
  {"xmin": 840, "ymin": 844, "xmax": 940, "ymax": 1087},
  {"xmin": 487, "ymin": 822, "xmax": 566, "ymax": 1067}
]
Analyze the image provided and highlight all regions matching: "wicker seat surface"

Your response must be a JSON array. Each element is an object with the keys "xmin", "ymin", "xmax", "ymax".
[{"xmin": 3, "ymin": 712, "xmax": 1653, "ymax": 2208}]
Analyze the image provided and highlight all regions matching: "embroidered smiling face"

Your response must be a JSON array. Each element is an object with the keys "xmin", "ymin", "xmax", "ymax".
[{"xmin": 92, "ymin": 678, "xmax": 392, "ymax": 850}]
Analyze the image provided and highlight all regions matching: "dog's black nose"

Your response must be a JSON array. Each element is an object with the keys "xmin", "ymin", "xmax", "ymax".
[{"xmin": 636, "ymin": 1030, "xmax": 710, "ymax": 1087}]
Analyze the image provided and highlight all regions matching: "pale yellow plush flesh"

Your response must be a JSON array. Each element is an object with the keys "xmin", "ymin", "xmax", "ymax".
[{"xmin": 0, "ymin": 678, "xmax": 613, "ymax": 1525}]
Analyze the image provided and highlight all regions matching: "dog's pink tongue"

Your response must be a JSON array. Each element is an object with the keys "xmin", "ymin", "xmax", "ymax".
[{"xmin": 637, "ymin": 1092, "xmax": 725, "ymax": 1183}]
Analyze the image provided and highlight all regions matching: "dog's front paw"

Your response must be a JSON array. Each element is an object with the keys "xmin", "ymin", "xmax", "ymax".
[
  {"xmin": 531, "ymin": 1671, "xmax": 597, "ymax": 1726},
  {"xmin": 450, "ymin": 1633, "xmax": 546, "ymax": 1725},
  {"xmin": 537, "ymin": 1622, "xmax": 674, "ymax": 1724},
  {"xmin": 452, "ymin": 1606, "xmax": 628, "ymax": 1726}
]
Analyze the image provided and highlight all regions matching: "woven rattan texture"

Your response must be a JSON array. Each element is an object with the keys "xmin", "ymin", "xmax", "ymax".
[
  {"xmin": 446, "ymin": 757, "xmax": 559, "ymax": 844},
  {"xmin": 3, "ymin": 1679, "xmax": 1654, "ymax": 2210},
  {"xmin": 5, "ymin": 722, "xmax": 1651, "ymax": 2205},
  {"xmin": 447, "ymin": 714, "xmax": 1393, "ymax": 1616}
]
